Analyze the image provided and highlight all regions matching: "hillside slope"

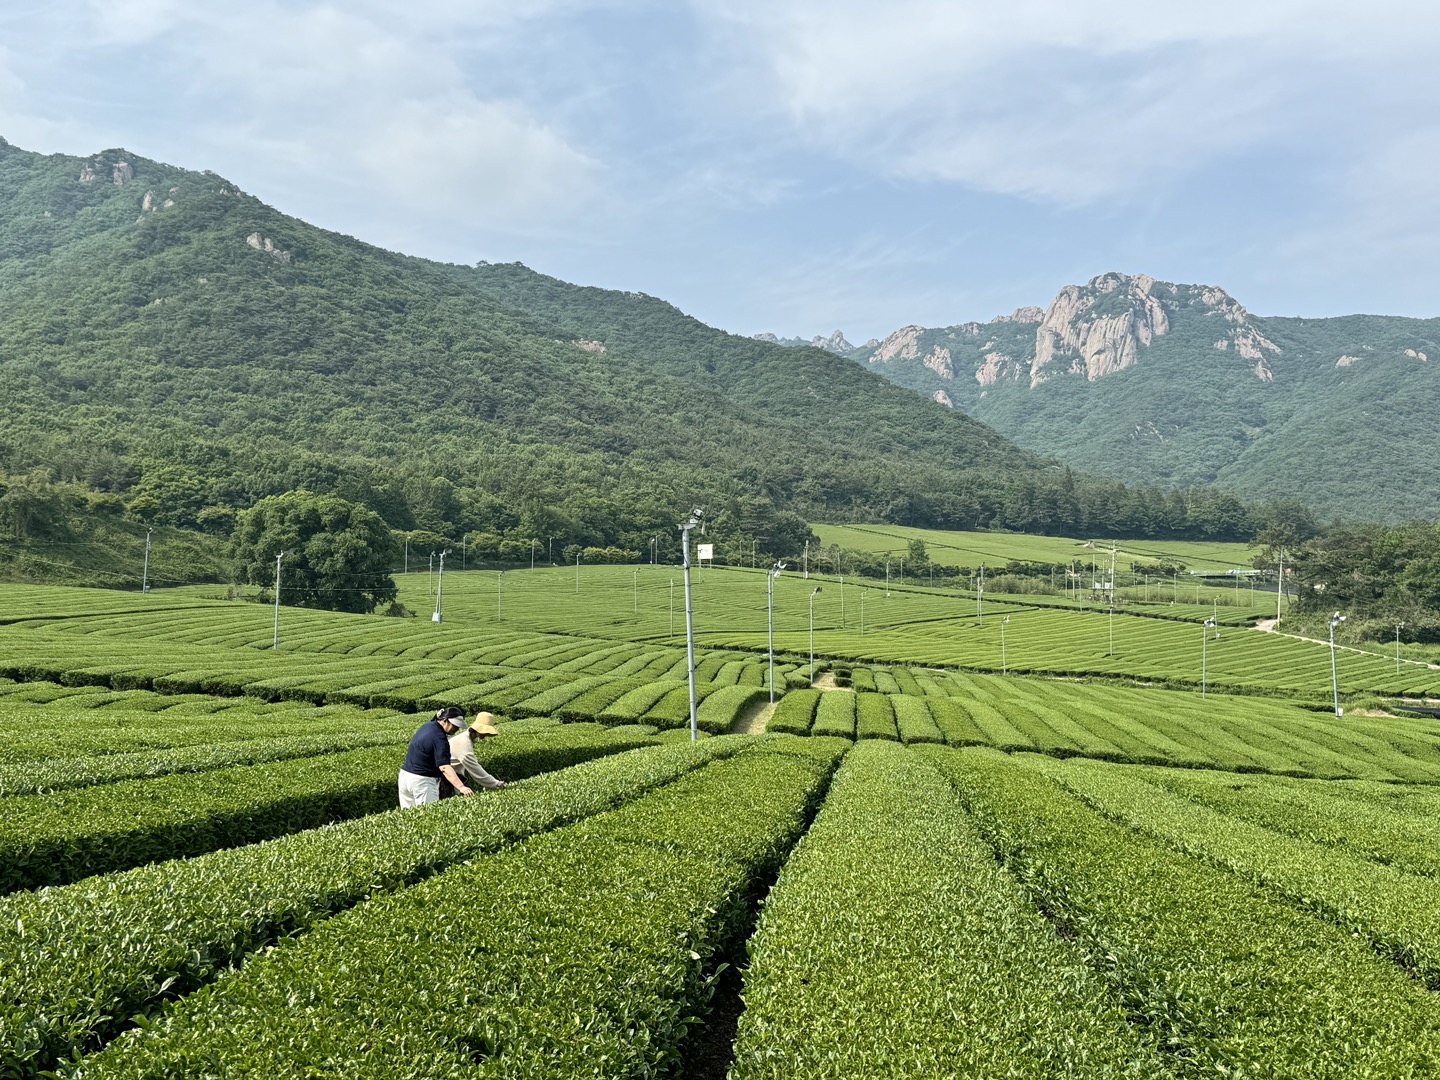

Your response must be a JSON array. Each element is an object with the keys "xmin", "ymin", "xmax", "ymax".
[
  {"xmin": 793, "ymin": 273, "xmax": 1440, "ymax": 521},
  {"xmin": 0, "ymin": 141, "xmax": 1267, "ymax": 555}
]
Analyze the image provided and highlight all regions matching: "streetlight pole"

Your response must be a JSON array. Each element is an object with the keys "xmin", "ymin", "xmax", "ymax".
[
  {"xmin": 633, "ymin": 569, "xmax": 638, "ymax": 615},
  {"xmin": 860, "ymin": 588, "xmax": 866, "ymax": 635},
  {"xmin": 767, "ymin": 561, "xmax": 785, "ymax": 703},
  {"xmin": 808, "ymin": 586, "xmax": 822, "ymax": 686},
  {"xmin": 1329, "ymin": 611, "xmax": 1346, "ymax": 717},
  {"xmin": 429, "ymin": 551, "xmax": 435, "ymax": 596},
  {"xmin": 751, "ymin": 539, "xmax": 758, "ymax": 568},
  {"xmin": 272, "ymin": 551, "xmax": 284, "ymax": 649},
  {"xmin": 141, "ymin": 527, "xmax": 152, "ymax": 594},
  {"xmin": 496, "ymin": 569, "xmax": 503, "ymax": 623},
  {"xmin": 1276, "ymin": 552, "xmax": 1284, "ymax": 623},
  {"xmin": 432, "ymin": 550, "xmax": 449, "ymax": 623},
  {"xmin": 1397, "ymin": 622, "xmax": 1405, "ymax": 677},
  {"xmin": 885, "ymin": 558, "xmax": 890, "ymax": 597},
  {"xmin": 679, "ymin": 509, "xmax": 704, "ymax": 741},
  {"xmin": 803, "ymin": 539, "xmax": 809, "ymax": 580},
  {"xmin": 651, "ymin": 536, "xmax": 657, "ymax": 565},
  {"xmin": 1201, "ymin": 616, "xmax": 1216, "ymax": 697},
  {"xmin": 575, "ymin": 550, "xmax": 581, "ymax": 593},
  {"xmin": 978, "ymin": 562, "xmax": 985, "ymax": 626},
  {"xmin": 531, "ymin": 539, "xmax": 537, "ymax": 572},
  {"xmin": 1001, "ymin": 615, "xmax": 1010, "ymax": 675}
]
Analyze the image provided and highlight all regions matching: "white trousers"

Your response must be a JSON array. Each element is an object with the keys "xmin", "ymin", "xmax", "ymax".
[{"xmin": 398, "ymin": 769, "xmax": 441, "ymax": 808}]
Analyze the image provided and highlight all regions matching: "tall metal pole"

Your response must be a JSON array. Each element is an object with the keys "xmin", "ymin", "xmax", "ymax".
[
  {"xmin": 531, "ymin": 539, "xmax": 536, "ymax": 571},
  {"xmin": 141, "ymin": 527, "xmax": 152, "ymax": 593},
  {"xmin": 272, "ymin": 551, "xmax": 284, "ymax": 649},
  {"xmin": 496, "ymin": 569, "xmax": 503, "ymax": 623},
  {"xmin": 633, "ymin": 569, "xmax": 638, "ymax": 615},
  {"xmin": 669, "ymin": 578, "xmax": 675, "ymax": 637},
  {"xmin": 432, "ymin": 550, "xmax": 448, "ymax": 623},
  {"xmin": 1397, "ymin": 622, "xmax": 1405, "ymax": 677},
  {"xmin": 1201, "ymin": 616, "xmax": 1215, "ymax": 697},
  {"xmin": 575, "ymin": 550, "xmax": 581, "ymax": 593},
  {"xmin": 1276, "ymin": 553, "xmax": 1284, "ymax": 622},
  {"xmin": 767, "ymin": 561, "xmax": 784, "ymax": 703},
  {"xmin": 1001, "ymin": 615, "xmax": 1010, "ymax": 675},
  {"xmin": 808, "ymin": 586, "xmax": 822, "ymax": 686},
  {"xmin": 978, "ymin": 562, "xmax": 985, "ymax": 626},
  {"xmin": 1329, "ymin": 611, "xmax": 1345, "ymax": 717},
  {"xmin": 839, "ymin": 574, "xmax": 845, "ymax": 628},
  {"xmin": 803, "ymin": 539, "xmax": 809, "ymax": 580},
  {"xmin": 885, "ymin": 558, "xmax": 890, "ymax": 597},
  {"xmin": 680, "ymin": 510, "xmax": 703, "ymax": 741},
  {"xmin": 860, "ymin": 589, "xmax": 865, "ymax": 635}
]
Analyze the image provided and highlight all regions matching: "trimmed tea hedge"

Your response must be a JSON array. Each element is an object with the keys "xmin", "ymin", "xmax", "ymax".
[
  {"xmin": 0, "ymin": 737, "xmax": 749, "ymax": 1078},
  {"xmin": 731, "ymin": 741, "xmax": 1162, "ymax": 1076},
  {"xmin": 62, "ymin": 737, "xmax": 845, "ymax": 1078}
]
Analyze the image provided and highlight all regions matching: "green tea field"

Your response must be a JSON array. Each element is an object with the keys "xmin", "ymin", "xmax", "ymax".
[{"xmin": 5, "ymin": 571, "xmax": 1440, "ymax": 1077}]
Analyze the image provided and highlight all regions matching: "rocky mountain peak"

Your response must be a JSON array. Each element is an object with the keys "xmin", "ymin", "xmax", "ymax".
[
  {"xmin": 992, "ymin": 306, "xmax": 1044, "ymax": 324},
  {"xmin": 811, "ymin": 329, "xmax": 854, "ymax": 354}
]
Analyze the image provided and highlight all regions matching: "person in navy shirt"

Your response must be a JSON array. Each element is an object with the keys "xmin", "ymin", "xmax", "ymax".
[{"xmin": 398, "ymin": 705, "xmax": 473, "ymax": 807}]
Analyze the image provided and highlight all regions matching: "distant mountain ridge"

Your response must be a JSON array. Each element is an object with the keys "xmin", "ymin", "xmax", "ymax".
[
  {"xmin": 0, "ymin": 138, "xmax": 1274, "ymax": 557},
  {"xmin": 758, "ymin": 273, "xmax": 1440, "ymax": 521}
]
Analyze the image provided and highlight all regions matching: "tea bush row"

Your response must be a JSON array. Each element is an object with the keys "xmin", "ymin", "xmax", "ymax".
[
  {"xmin": 62, "ymin": 737, "xmax": 846, "ymax": 1079},
  {"xmin": 921, "ymin": 746, "xmax": 1440, "ymax": 1076},
  {"xmin": 731, "ymin": 741, "xmax": 1163, "ymax": 1077},
  {"xmin": 0, "ymin": 737, "xmax": 749, "ymax": 1078},
  {"xmin": 0, "ymin": 726, "xmax": 655, "ymax": 893}
]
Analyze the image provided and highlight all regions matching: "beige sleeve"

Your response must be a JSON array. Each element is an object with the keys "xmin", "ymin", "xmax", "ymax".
[{"xmin": 450, "ymin": 732, "xmax": 503, "ymax": 789}]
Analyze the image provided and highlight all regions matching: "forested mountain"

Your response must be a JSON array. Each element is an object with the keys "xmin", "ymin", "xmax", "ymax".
[
  {"xmin": 780, "ymin": 273, "xmax": 1440, "ymax": 522},
  {"xmin": 0, "ymin": 140, "xmax": 1284, "ymax": 567}
]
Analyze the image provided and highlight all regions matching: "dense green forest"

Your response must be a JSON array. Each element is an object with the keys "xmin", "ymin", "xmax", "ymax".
[
  {"xmin": 0, "ymin": 140, "xmax": 1312, "ymax": 588},
  {"xmin": 1283, "ymin": 521, "xmax": 1440, "ymax": 643}
]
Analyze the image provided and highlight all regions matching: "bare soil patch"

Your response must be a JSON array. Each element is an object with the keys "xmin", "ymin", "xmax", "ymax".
[{"xmin": 732, "ymin": 699, "xmax": 776, "ymax": 735}]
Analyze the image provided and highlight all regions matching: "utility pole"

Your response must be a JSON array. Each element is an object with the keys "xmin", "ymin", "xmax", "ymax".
[
  {"xmin": 1276, "ymin": 552, "xmax": 1285, "ymax": 622},
  {"xmin": 141, "ymin": 527, "xmax": 152, "ymax": 594},
  {"xmin": 432, "ymin": 550, "xmax": 448, "ymax": 623},
  {"xmin": 272, "ymin": 551, "xmax": 284, "ymax": 649},
  {"xmin": 680, "ymin": 509, "xmax": 704, "ymax": 741},
  {"xmin": 767, "ymin": 561, "xmax": 785, "ymax": 703}
]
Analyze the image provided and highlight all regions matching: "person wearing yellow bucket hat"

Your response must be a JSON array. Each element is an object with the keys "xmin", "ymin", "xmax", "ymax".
[{"xmin": 439, "ymin": 710, "xmax": 506, "ymax": 797}]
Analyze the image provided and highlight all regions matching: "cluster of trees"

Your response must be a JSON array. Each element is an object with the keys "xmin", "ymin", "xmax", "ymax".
[{"xmin": 1275, "ymin": 521, "xmax": 1440, "ymax": 643}]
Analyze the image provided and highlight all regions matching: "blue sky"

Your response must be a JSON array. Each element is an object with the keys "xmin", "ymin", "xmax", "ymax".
[{"xmin": 2, "ymin": 0, "xmax": 1438, "ymax": 342}]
